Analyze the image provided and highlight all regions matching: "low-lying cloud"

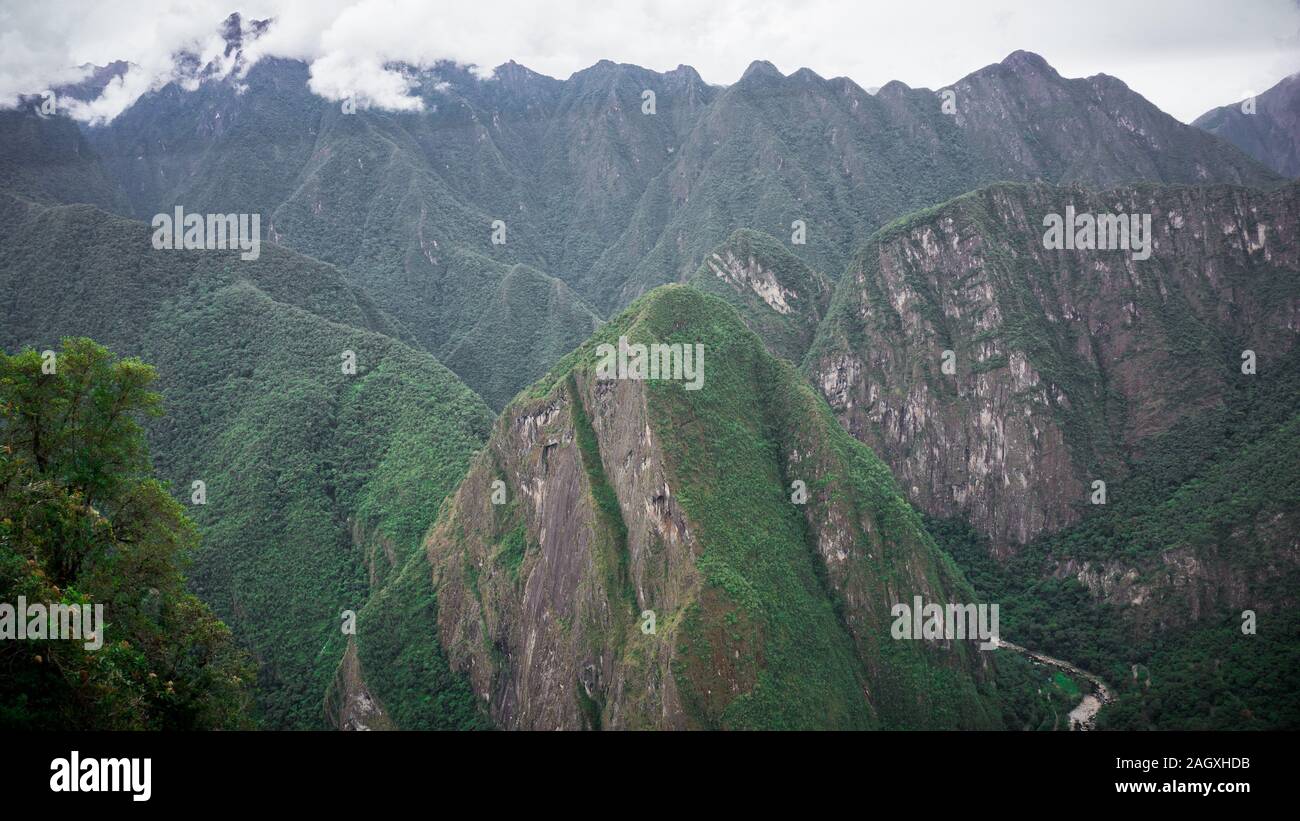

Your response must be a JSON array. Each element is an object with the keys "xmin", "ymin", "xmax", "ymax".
[{"xmin": 1, "ymin": 0, "xmax": 1298, "ymax": 124}]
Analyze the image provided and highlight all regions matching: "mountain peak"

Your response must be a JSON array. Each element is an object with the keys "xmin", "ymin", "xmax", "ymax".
[
  {"xmin": 790, "ymin": 67, "xmax": 825, "ymax": 83},
  {"xmin": 740, "ymin": 59, "xmax": 784, "ymax": 82},
  {"xmin": 665, "ymin": 64, "xmax": 705, "ymax": 85},
  {"xmin": 492, "ymin": 59, "xmax": 552, "ymax": 86},
  {"xmin": 568, "ymin": 58, "xmax": 625, "ymax": 82},
  {"xmin": 876, "ymin": 79, "xmax": 912, "ymax": 96},
  {"xmin": 1000, "ymin": 50, "xmax": 1056, "ymax": 76}
]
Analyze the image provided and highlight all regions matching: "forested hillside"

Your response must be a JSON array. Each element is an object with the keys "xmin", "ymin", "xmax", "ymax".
[
  {"xmin": 0, "ymin": 193, "xmax": 492, "ymax": 727},
  {"xmin": 2, "ymin": 23, "xmax": 1296, "ymax": 731},
  {"xmin": 0, "ymin": 339, "xmax": 254, "ymax": 729}
]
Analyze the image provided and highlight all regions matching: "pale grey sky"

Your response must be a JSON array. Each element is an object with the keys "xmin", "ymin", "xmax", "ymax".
[{"xmin": 2, "ymin": 0, "xmax": 1298, "ymax": 123}]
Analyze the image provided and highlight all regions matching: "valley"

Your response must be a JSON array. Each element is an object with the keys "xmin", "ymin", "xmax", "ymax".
[
  {"xmin": 1, "ymin": 13, "xmax": 1297, "ymax": 731},
  {"xmin": 995, "ymin": 638, "xmax": 1113, "ymax": 731}
]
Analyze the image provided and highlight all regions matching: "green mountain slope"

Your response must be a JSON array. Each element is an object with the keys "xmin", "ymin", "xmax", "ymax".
[
  {"xmin": 0, "ymin": 194, "xmax": 493, "ymax": 727},
  {"xmin": 417, "ymin": 286, "xmax": 1001, "ymax": 729},
  {"xmin": 0, "ymin": 109, "xmax": 129, "ymax": 214},
  {"xmin": 440, "ymin": 263, "xmax": 602, "ymax": 410}
]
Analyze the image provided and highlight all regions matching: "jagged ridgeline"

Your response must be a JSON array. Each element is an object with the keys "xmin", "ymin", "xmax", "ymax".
[
  {"xmin": 47, "ymin": 44, "xmax": 1282, "ymax": 409},
  {"xmin": 339, "ymin": 286, "xmax": 1003, "ymax": 729}
]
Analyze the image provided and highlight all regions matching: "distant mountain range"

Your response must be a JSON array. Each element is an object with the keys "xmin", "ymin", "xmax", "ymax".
[
  {"xmin": 2, "ymin": 17, "xmax": 1297, "ymax": 729},
  {"xmin": 21, "ymin": 17, "xmax": 1283, "ymax": 409},
  {"xmin": 1195, "ymin": 73, "xmax": 1300, "ymax": 178}
]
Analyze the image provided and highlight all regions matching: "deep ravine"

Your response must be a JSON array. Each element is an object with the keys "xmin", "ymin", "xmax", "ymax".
[{"xmin": 995, "ymin": 639, "xmax": 1115, "ymax": 731}]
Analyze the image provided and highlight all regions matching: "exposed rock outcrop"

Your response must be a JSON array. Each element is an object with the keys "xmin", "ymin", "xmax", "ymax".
[
  {"xmin": 425, "ymin": 286, "xmax": 1000, "ymax": 729},
  {"xmin": 808, "ymin": 182, "xmax": 1300, "ymax": 554},
  {"xmin": 687, "ymin": 228, "xmax": 833, "ymax": 363}
]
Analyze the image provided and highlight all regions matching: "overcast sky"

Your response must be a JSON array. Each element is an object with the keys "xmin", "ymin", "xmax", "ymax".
[{"xmin": 2, "ymin": 0, "xmax": 1298, "ymax": 123}]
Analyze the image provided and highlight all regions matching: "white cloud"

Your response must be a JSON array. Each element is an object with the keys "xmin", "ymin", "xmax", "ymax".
[
  {"xmin": 1, "ymin": 0, "xmax": 1297, "ymax": 123},
  {"xmin": 62, "ymin": 65, "xmax": 156, "ymax": 125}
]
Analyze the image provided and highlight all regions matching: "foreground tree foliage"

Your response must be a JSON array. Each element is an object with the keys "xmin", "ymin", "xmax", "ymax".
[{"xmin": 0, "ymin": 338, "xmax": 254, "ymax": 729}]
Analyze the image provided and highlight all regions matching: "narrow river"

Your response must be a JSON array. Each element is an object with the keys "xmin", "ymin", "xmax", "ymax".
[{"xmin": 994, "ymin": 638, "xmax": 1114, "ymax": 730}]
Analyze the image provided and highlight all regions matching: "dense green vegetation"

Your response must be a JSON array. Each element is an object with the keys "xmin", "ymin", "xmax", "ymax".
[
  {"xmin": 159, "ymin": 289, "xmax": 492, "ymax": 728},
  {"xmin": 0, "ymin": 111, "xmax": 129, "ymax": 213},
  {"xmin": 350, "ymin": 543, "xmax": 490, "ymax": 730},
  {"xmin": 527, "ymin": 287, "xmax": 1001, "ymax": 728},
  {"xmin": 1098, "ymin": 611, "xmax": 1300, "ymax": 730},
  {"xmin": 0, "ymin": 195, "xmax": 493, "ymax": 728},
  {"xmin": 0, "ymin": 339, "xmax": 254, "ymax": 729},
  {"xmin": 442, "ymin": 265, "xmax": 602, "ymax": 409},
  {"xmin": 930, "ymin": 345, "xmax": 1300, "ymax": 729}
]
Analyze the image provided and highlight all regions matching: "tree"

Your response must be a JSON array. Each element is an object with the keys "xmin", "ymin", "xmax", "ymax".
[{"xmin": 0, "ymin": 338, "xmax": 255, "ymax": 729}]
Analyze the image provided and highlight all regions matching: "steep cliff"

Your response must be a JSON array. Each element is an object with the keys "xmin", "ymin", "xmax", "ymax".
[
  {"xmin": 686, "ymin": 228, "xmax": 833, "ymax": 363},
  {"xmin": 808, "ymin": 182, "xmax": 1300, "ymax": 553},
  {"xmin": 419, "ymin": 286, "xmax": 1001, "ymax": 729}
]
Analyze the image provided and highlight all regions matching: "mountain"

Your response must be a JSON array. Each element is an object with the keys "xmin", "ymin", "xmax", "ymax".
[
  {"xmin": 807, "ymin": 181, "xmax": 1300, "ymax": 553},
  {"xmin": 375, "ymin": 286, "xmax": 1004, "ymax": 730},
  {"xmin": 686, "ymin": 228, "xmax": 833, "ymax": 363},
  {"xmin": 700, "ymin": 73, "xmax": 1300, "ymax": 726},
  {"xmin": 803, "ymin": 180, "xmax": 1300, "ymax": 728},
  {"xmin": 939, "ymin": 51, "xmax": 1273, "ymax": 186},
  {"xmin": 585, "ymin": 51, "xmax": 1281, "ymax": 310},
  {"xmin": 0, "ymin": 189, "xmax": 492, "ymax": 728},
  {"xmin": 1195, "ymin": 74, "xmax": 1300, "ymax": 178},
  {"xmin": 66, "ymin": 47, "xmax": 1279, "ymax": 379},
  {"xmin": 0, "ymin": 109, "xmax": 129, "ymax": 213}
]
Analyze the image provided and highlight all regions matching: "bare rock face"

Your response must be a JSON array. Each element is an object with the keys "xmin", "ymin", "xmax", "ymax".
[
  {"xmin": 326, "ymin": 638, "xmax": 395, "ymax": 731},
  {"xmin": 687, "ymin": 228, "xmax": 834, "ymax": 364},
  {"xmin": 808, "ymin": 182, "xmax": 1300, "ymax": 554},
  {"xmin": 425, "ymin": 286, "xmax": 999, "ymax": 729},
  {"xmin": 429, "ymin": 374, "xmax": 694, "ymax": 729}
]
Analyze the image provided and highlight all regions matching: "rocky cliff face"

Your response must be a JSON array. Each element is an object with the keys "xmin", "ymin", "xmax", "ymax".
[
  {"xmin": 808, "ymin": 182, "xmax": 1300, "ymax": 553},
  {"xmin": 430, "ymin": 372, "xmax": 690, "ymax": 729},
  {"xmin": 423, "ymin": 287, "xmax": 1000, "ymax": 729},
  {"xmin": 326, "ymin": 638, "xmax": 395, "ymax": 731},
  {"xmin": 686, "ymin": 228, "xmax": 833, "ymax": 363}
]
